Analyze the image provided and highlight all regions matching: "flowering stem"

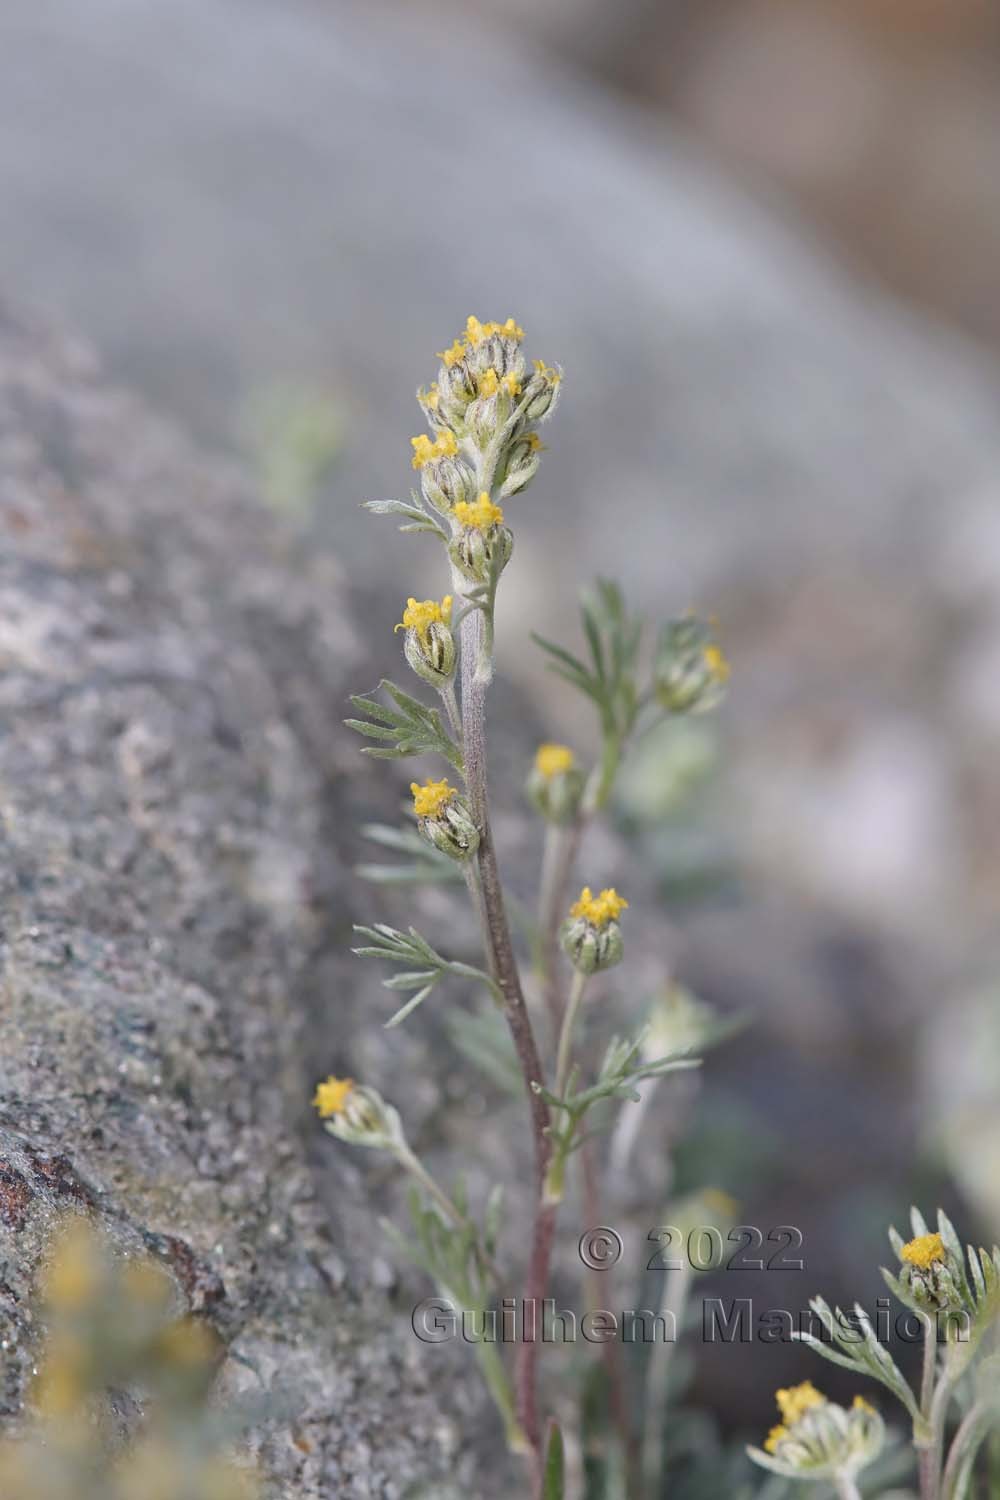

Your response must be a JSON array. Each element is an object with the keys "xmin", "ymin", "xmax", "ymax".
[
  {"xmin": 441, "ymin": 681, "xmax": 463, "ymax": 746},
  {"xmin": 579, "ymin": 1138, "xmax": 642, "ymax": 1496},
  {"xmin": 536, "ymin": 820, "xmax": 581, "ymax": 1035},
  {"xmin": 457, "ymin": 599, "xmax": 553, "ymax": 1484},
  {"xmin": 554, "ymin": 970, "xmax": 587, "ymax": 1103},
  {"xmin": 917, "ymin": 1317, "xmax": 952, "ymax": 1500},
  {"xmin": 940, "ymin": 1397, "xmax": 994, "ymax": 1500},
  {"xmin": 395, "ymin": 1142, "xmax": 503, "ymax": 1285},
  {"xmin": 641, "ymin": 1259, "xmax": 692, "ymax": 1494}
]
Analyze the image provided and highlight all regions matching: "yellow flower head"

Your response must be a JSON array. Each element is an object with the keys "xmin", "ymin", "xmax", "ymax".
[
  {"xmin": 526, "ymin": 433, "xmax": 545, "ymax": 452},
  {"xmin": 901, "ymin": 1231, "xmax": 945, "ymax": 1270},
  {"xmin": 775, "ymin": 1381, "xmax": 825, "ymax": 1425},
  {"xmin": 477, "ymin": 367, "xmax": 520, "ymax": 399},
  {"xmin": 570, "ymin": 887, "xmax": 629, "ymax": 928},
  {"xmin": 532, "ymin": 358, "xmax": 561, "ymax": 383},
  {"xmin": 395, "ymin": 595, "xmax": 452, "ymax": 640},
  {"xmin": 703, "ymin": 642, "xmax": 731, "ymax": 685},
  {"xmin": 454, "ymin": 494, "xmax": 504, "ymax": 531},
  {"xmin": 419, "ymin": 382, "xmax": 440, "ymax": 410},
  {"xmin": 535, "ymin": 743, "xmax": 575, "ymax": 780},
  {"xmin": 410, "ymin": 429, "xmax": 458, "ymax": 469},
  {"xmin": 763, "ymin": 1424, "xmax": 788, "ymax": 1455},
  {"xmin": 853, "ymin": 1395, "xmax": 877, "ymax": 1416},
  {"xmin": 438, "ymin": 338, "xmax": 467, "ymax": 367},
  {"xmin": 411, "ymin": 777, "xmax": 455, "ymax": 819},
  {"xmin": 466, "ymin": 315, "xmax": 524, "ymax": 345},
  {"xmin": 313, "ymin": 1076, "xmax": 354, "ymax": 1119}
]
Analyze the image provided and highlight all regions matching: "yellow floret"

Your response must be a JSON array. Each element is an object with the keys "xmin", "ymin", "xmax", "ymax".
[
  {"xmin": 775, "ymin": 1382, "xmax": 825, "ymax": 1424},
  {"xmin": 853, "ymin": 1395, "xmax": 877, "ymax": 1416},
  {"xmin": 410, "ymin": 429, "xmax": 458, "ymax": 469},
  {"xmin": 313, "ymin": 1076, "xmax": 354, "ymax": 1118},
  {"xmin": 438, "ymin": 338, "xmax": 467, "ymax": 367},
  {"xmin": 532, "ymin": 358, "xmax": 561, "ymax": 383},
  {"xmin": 411, "ymin": 778, "xmax": 455, "ymax": 819},
  {"xmin": 703, "ymin": 642, "xmax": 731, "ymax": 684},
  {"xmin": 478, "ymin": 368, "xmax": 500, "ymax": 397},
  {"xmin": 535, "ymin": 743, "xmax": 575, "ymax": 780},
  {"xmin": 395, "ymin": 595, "xmax": 452, "ymax": 639},
  {"xmin": 570, "ymin": 886, "xmax": 629, "ymax": 928},
  {"xmin": 454, "ymin": 494, "xmax": 504, "ymax": 530},
  {"xmin": 763, "ymin": 1424, "xmax": 788, "ymax": 1455},
  {"xmin": 901, "ymin": 1231, "xmax": 945, "ymax": 1270},
  {"xmin": 466, "ymin": 315, "xmax": 524, "ymax": 345}
]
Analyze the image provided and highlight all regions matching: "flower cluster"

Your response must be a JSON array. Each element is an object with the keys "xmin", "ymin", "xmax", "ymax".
[
  {"xmin": 411, "ymin": 776, "xmax": 479, "ymax": 860},
  {"xmin": 396, "ymin": 594, "xmax": 456, "ymax": 686},
  {"xmin": 751, "ymin": 1383, "xmax": 884, "ymax": 1482},
  {"xmin": 527, "ymin": 742, "xmax": 584, "ymax": 824},
  {"xmin": 654, "ymin": 615, "xmax": 730, "ymax": 715},
  {"xmin": 561, "ymin": 885, "xmax": 629, "ymax": 974}
]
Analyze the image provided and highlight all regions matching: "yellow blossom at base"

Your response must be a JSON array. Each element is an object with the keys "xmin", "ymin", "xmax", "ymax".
[
  {"xmin": 764, "ymin": 1424, "xmax": 788, "ymax": 1455},
  {"xmin": 454, "ymin": 494, "xmax": 504, "ymax": 530},
  {"xmin": 535, "ymin": 743, "xmax": 575, "ymax": 779},
  {"xmin": 410, "ymin": 429, "xmax": 458, "ymax": 469},
  {"xmin": 776, "ymin": 1381, "xmax": 825, "ymax": 1424},
  {"xmin": 901, "ymin": 1231, "xmax": 945, "ymax": 1270},
  {"xmin": 703, "ymin": 642, "xmax": 731, "ymax": 684},
  {"xmin": 411, "ymin": 777, "xmax": 455, "ymax": 818},
  {"xmin": 570, "ymin": 886, "xmax": 629, "ymax": 927},
  {"xmin": 313, "ymin": 1076, "xmax": 354, "ymax": 1119},
  {"xmin": 395, "ymin": 595, "xmax": 452, "ymax": 639}
]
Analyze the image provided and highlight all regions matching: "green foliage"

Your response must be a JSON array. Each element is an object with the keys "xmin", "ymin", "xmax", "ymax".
[
  {"xmin": 543, "ymin": 1421, "xmax": 565, "ymax": 1500},
  {"xmin": 346, "ymin": 679, "xmax": 463, "ymax": 770},
  {"xmin": 363, "ymin": 495, "xmax": 449, "ymax": 540},
  {"xmin": 352, "ymin": 922, "xmax": 500, "ymax": 1027},
  {"xmin": 792, "ymin": 1295, "xmax": 922, "ymax": 1423},
  {"xmin": 533, "ymin": 578, "xmax": 642, "ymax": 743},
  {"xmin": 355, "ymin": 822, "xmax": 463, "ymax": 886}
]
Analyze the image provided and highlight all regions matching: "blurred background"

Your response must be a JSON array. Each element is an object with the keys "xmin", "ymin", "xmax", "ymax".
[{"xmin": 3, "ymin": 0, "xmax": 999, "ymax": 1458}]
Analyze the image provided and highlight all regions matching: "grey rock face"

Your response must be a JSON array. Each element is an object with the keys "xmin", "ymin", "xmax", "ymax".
[{"xmin": 0, "ymin": 306, "xmax": 484, "ymax": 1497}]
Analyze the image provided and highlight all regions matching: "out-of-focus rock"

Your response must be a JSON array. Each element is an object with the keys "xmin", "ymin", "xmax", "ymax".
[{"xmin": 0, "ymin": 305, "xmax": 488, "ymax": 1496}]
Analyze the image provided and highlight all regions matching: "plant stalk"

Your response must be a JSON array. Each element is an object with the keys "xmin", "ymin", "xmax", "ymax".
[{"xmin": 458, "ymin": 599, "xmax": 554, "ymax": 1490}]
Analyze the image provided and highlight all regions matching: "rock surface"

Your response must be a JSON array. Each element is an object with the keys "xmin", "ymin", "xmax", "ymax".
[{"xmin": 0, "ymin": 305, "xmax": 484, "ymax": 1497}]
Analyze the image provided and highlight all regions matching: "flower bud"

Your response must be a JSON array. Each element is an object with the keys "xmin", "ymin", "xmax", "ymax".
[
  {"xmin": 313, "ymin": 1076, "xmax": 405, "ymax": 1152},
  {"xmin": 898, "ymin": 1232, "xmax": 965, "ymax": 1313},
  {"xmin": 449, "ymin": 494, "xmax": 513, "ymax": 584},
  {"xmin": 395, "ymin": 595, "xmax": 456, "ymax": 687},
  {"xmin": 527, "ymin": 743, "xmax": 584, "ymax": 825},
  {"xmin": 560, "ymin": 886, "xmax": 628, "ymax": 975},
  {"xmin": 500, "ymin": 432, "xmax": 544, "ymax": 498},
  {"xmin": 654, "ymin": 616, "xmax": 730, "ymax": 715},
  {"xmin": 522, "ymin": 359, "xmax": 562, "ymax": 421},
  {"xmin": 411, "ymin": 778, "xmax": 479, "ymax": 862},
  {"xmin": 420, "ymin": 455, "xmax": 475, "ymax": 515}
]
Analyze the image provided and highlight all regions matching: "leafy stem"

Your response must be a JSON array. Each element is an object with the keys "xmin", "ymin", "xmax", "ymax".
[{"xmin": 352, "ymin": 922, "xmax": 501, "ymax": 1026}]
